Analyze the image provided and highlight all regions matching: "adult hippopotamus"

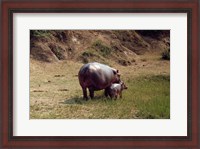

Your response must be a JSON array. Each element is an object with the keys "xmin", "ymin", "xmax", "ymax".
[{"xmin": 78, "ymin": 62, "xmax": 121, "ymax": 100}]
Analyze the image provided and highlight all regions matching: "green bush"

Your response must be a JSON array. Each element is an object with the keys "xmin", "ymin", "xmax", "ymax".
[
  {"xmin": 80, "ymin": 50, "xmax": 96, "ymax": 63},
  {"xmin": 162, "ymin": 48, "xmax": 170, "ymax": 60},
  {"xmin": 92, "ymin": 40, "xmax": 111, "ymax": 57},
  {"xmin": 30, "ymin": 30, "xmax": 51, "ymax": 38},
  {"xmin": 82, "ymin": 51, "xmax": 94, "ymax": 57},
  {"xmin": 118, "ymin": 59, "xmax": 131, "ymax": 66}
]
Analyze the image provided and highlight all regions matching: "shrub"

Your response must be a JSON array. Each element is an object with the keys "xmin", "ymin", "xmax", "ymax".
[
  {"xmin": 30, "ymin": 30, "xmax": 51, "ymax": 38},
  {"xmin": 162, "ymin": 48, "xmax": 170, "ymax": 60},
  {"xmin": 80, "ymin": 50, "xmax": 96, "ymax": 63},
  {"xmin": 118, "ymin": 59, "xmax": 131, "ymax": 66},
  {"xmin": 49, "ymin": 44, "xmax": 65, "ymax": 60},
  {"xmin": 82, "ymin": 51, "xmax": 94, "ymax": 57},
  {"xmin": 92, "ymin": 40, "xmax": 111, "ymax": 57}
]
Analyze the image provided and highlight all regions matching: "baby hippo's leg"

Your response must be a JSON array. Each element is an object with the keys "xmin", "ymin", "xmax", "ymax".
[
  {"xmin": 109, "ymin": 93, "xmax": 113, "ymax": 99},
  {"xmin": 108, "ymin": 91, "xmax": 113, "ymax": 99},
  {"xmin": 114, "ymin": 92, "xmax": 118, "ymax": 100},
  {"xmin": 120, "ymin": 91, "xmax": 122, "ymax": 98}
]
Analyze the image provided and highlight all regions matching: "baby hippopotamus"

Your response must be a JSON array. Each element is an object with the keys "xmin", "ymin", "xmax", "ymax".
[{"xmin": 107, "ymin": 81, "xmax": 128, "ymax": 99}]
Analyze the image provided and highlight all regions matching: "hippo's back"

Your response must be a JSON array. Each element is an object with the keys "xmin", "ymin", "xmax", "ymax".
[{"xmin": 78, "ymin": 62, "xmax": 118, "ymax": 90}]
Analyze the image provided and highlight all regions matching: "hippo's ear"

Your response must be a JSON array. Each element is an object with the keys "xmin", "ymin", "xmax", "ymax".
[
  {"xmin": 113, "ymin": 69, "xmax": 118, "ymax": 75},
  {"xmin": 113, "ymin": 69, "xmax": 119, "ymax": 74},
  {"xmin": 117, "ymin": 70, "xmax": 121, "ymax": 76}
]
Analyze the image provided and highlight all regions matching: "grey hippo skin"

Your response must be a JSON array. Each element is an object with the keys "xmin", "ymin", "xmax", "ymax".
[
  {"xmin": 78, "ymin": 62, "xmax": 121, "ymax": 100},
  {"xmin": 107, "ymin": 81, "xmax": 128, "ymax": 99}
]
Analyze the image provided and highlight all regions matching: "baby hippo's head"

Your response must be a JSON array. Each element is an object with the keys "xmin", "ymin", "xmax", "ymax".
[{"xmin": 120, "ymin": 81, "xmax": 128, "ymax": 90}]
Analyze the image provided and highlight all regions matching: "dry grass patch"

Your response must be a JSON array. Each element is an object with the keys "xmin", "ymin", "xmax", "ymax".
[{"xmin": 30, "ymin": 57, "xmax": 169, "ymax": 119}]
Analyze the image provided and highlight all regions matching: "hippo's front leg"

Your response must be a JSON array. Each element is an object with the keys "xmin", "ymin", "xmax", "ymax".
[{"xmin": 104, "ymin": 87, "xmax": 109, "ymax": 97}]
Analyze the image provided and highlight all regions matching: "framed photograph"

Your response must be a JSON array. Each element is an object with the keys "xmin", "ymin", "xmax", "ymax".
[{"xmin": 1, "ymin": 0, "xmax": 199, "ymax": 148}]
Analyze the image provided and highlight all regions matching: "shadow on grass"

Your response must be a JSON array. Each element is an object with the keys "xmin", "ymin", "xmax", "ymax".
[
  {"xmin": 59, "ymin": 97, "xmax": 85, "ymax": 105},
  {"xmin": 60, "ymin": 95, "xmax": 108, "ymax": 105}
]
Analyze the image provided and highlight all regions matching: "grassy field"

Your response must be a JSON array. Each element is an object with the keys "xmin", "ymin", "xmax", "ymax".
[{"xmin": 30, "ymin": 54, "xmax": 170, "ymax": 119}]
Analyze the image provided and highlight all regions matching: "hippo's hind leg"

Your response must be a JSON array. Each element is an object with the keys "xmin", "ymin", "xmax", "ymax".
[
  {"xmin": 82, "ymin": 87, "xmax": 88, "ymax": 100},
  {"xmin": 120, "ymin": 91, "xmax": 122, "ymax": 98},
  {"xmin": 89, "ymin": 88, "xmax": 94, "ymax": 99}
]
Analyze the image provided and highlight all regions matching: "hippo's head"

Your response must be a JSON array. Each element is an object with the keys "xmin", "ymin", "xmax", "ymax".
[{"xmin": 112, "ymin": 69, "xmax": 121, "ymax": 83}]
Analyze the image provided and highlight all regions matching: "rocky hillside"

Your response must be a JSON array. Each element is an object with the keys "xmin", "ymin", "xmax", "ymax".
[{"xmin": 30, "ymin": 30, "xmax": 170, "ymax": 66}]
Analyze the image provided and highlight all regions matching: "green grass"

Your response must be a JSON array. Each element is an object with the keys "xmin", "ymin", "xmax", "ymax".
[
  {"xmin": 127, "ymin": 75, "xmax": 170, "ymax": 119},
  {"xmin": 30, "ymin": 30, "xmax": 51, "ymax": 38},
  {"xmin": 30, "ymin": 62, "xmax": 170, "ymax": 119}
]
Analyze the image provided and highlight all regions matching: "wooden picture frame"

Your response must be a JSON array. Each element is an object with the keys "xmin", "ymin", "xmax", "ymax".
[{"xmin": 1, "ymin": 0, "xmax": 199, "ymax": 148}]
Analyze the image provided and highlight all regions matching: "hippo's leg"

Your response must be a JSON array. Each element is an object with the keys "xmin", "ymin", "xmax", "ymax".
[
  {"xmin": 89, "ymin": 88, "xmax": 94, "ymax": 99},
  {"xmin": 114, "ymin": 93, "xmax": 118, "ymax": 100},
  {"xmin": 107, "ymin": 91, "xmax": 112, "ymax": 99},
  {"xmin": 82, "ymin": 87, "xmax": 88, "ymax": 100},
  {"xmin": 104, "ymin": 87, "xmax": 109, "ymax": 97},
  {"xmin": 119, "ymin": 91, "xmax": 122, "ymax": 98},
  {"xmin": 108, "ymin": 91, "xmax": 114, "ymax": 99}
]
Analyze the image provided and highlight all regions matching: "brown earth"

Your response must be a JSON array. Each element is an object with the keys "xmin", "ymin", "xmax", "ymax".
[{"xmin": 30, "ymin": 30, "xmax": 170, "ymax": 65}]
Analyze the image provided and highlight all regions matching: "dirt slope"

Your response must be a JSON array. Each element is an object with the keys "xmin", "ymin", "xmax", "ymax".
[{"xmin": 30, "ymin": 30, "xmax": 170, "ymax": 65}]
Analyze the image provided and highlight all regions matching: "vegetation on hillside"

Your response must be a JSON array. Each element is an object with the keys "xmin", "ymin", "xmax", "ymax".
[
  {"xmin": 162, "ymin": 48, "xmax": 170, "ymax": 60},
  {"xmin": 30, "ymin": 30, "xmax": 170, "ymax": 65}
]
